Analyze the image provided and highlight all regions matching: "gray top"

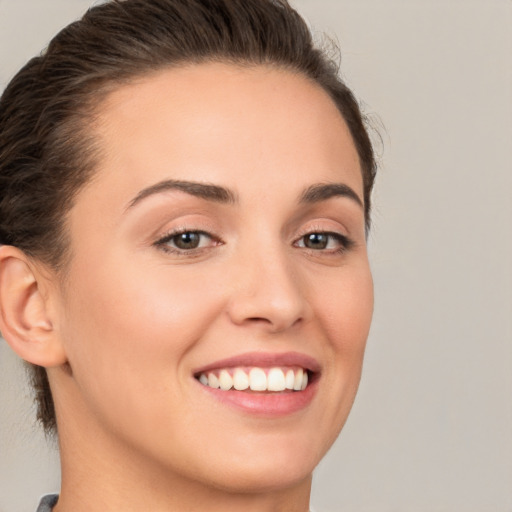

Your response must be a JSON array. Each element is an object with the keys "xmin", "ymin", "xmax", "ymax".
[{"xmin": 36, "ymin": 495, "xmax": 58, "ymax": 512}]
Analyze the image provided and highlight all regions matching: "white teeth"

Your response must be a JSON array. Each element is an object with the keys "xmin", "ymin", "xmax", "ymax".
[
  {"xmin": 219, "ymin": 370, "xmax": 233, "ymax": 391},
  {"xmin": 293, "ymin": 368, "xmax": 303, "ymax": 391},
  {"xmin": 233, "ymin": 368, "xmax": 249, "ymax": 390},
  {"xmin": 267, "ymin": 368, "xmax": 286, "ymax": 392},
  {"xmin": 208, "ymin": 373, "xmax": 220, "ymax": 389},
  {"xmin": 285, "ymin": 369, "xmax": 295, "ymax": 390},
  {"xmin": 249, "ymin": 368, "xmax": 267, "ymax": 391},
  {"xmin": 198, "ymin": 367, "xmax": 311, "ymax": 392},
  {"xmin": 301, "ymin": 371, "xmax": 308, "ymax": 391}
]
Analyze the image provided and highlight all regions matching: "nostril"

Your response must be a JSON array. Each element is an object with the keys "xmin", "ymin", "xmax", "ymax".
[
  {"xmin": 245, "ymin": 315, "xmax": 303, "ymax": 333},
  {"xmin": 247, "ymin": 317, "xmax": 272, "ymax": 323}
]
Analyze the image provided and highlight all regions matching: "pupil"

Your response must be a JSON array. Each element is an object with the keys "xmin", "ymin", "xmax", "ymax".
[
  {"xmin": 305, "ymin": 233, "xmax": 327, "ymax": 249},
  {"xmin": 175, "ymin": 232, "xmax": 200, "ymax": 249}
]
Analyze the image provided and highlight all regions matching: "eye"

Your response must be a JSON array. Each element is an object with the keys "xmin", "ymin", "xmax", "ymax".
[
  {"xmin": 171, "ymin": 232, "xmax": 204, "ymax": 250},
  {"xmin": 295, "ymin": 232, "xmax": 353, "ymax": 252},
  {"xmin": 155, "ymin": 230, "xmax": 216, "ymax": 252}
]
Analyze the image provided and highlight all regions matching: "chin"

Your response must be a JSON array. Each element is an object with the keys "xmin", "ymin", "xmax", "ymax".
[
  {"xmin": 205, "ymin": 459, "xmax": 315, "ymax": 495},
  {"xmin": 189, "ymin": 433, "xmax": 324, "ymax": 494}
]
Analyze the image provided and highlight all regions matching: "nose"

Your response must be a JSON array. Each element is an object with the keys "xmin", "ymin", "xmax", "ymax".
[{"xmin": 226, "ymin": 248, "xmax": 309, "ymax": 333}]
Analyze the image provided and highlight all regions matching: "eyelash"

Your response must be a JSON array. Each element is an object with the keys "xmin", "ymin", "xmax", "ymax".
[
  {"xmin": 154, "ymin": 228, "xmax": 354, "ymax": 256},
  {"xmin": 154, "ymin": 228, "xmax": 220, "ymax": 256},
  {"xmin": 293, "ymin": 231, "xmax": 354, "ymax": 254}
]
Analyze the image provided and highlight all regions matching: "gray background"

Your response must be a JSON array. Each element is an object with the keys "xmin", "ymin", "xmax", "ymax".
[{"xmin": 0, "ymin": 1, "xmax": 511, "ymax": 511}]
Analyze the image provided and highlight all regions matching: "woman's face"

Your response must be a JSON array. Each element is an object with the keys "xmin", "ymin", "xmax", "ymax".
[{"xmin": 52, "ymin": 63, "xmax": 373, "ymax": 493}]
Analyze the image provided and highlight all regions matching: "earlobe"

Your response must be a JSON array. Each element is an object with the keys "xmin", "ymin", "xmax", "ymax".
[{"xmin": 0, "ymin": 245, "xmax": 67, "ymax": 367}]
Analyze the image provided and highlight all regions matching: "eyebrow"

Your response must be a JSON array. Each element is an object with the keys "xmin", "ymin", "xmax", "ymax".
[
  {"xmin": 299, "ymin": 183, "xmax": 364, "ymax": 208},
  {"xmin": 126, "ymin": 179, "xmax": 237, "ymax": 210},
  {"xmin": 126, "ymin": 179, "xmax": 363, "ymax": 211}
]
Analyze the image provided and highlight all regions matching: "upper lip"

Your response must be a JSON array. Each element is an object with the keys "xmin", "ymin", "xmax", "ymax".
[{"xmin": 192, "ymin": 351, "xmax": 321, "ymax": 376}]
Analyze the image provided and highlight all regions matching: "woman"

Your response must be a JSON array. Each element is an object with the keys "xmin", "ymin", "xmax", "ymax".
[{"xmin": 0, "ymin": 0, "xmax": 376, "ymax": 511}]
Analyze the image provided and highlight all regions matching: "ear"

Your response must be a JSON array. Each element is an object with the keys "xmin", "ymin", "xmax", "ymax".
[{"xmin": 0, "ymin": 245, "xmax": 67, "ymax": 367}]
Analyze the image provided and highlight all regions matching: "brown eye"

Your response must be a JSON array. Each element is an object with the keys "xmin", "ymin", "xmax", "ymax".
[
  {"xmin": 303, "ymin": 233, "xmax": 329, "ymax": 250},
  {"xmin": 156, "ymin": 230, "xmax": 215, "ymax": 252},
  {"xmin": 172, "ymin": 232, "xmax": 202, "ymax": 249},
  {"xmin": 295, "ymin": 232, "xmax": 353, "ymax": 252}
]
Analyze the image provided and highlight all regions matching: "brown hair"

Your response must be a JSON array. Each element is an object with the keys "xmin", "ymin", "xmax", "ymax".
[{"xmin": 0, "ymin": 0, "xmax": 377, "ymax": 435}]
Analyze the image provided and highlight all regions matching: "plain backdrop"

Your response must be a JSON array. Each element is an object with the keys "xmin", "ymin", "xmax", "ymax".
[{"xmin": 0, "ymin": 1, "xmax": 511, "ymax": 511}]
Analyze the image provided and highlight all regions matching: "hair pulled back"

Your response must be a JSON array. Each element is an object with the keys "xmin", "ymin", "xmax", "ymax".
[{"xmin": 0, "ymin": 0, "xmax": 376, "ymax": 434}]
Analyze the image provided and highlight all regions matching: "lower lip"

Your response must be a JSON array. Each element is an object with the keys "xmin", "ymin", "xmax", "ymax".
[{"xmin": 197, "ymin": 378, "xmax": 318, "ymax": 417}]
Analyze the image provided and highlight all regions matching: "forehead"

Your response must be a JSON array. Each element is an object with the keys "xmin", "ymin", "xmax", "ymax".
[{"xmin": 85, "ymin": 63, "xmax": 363, "ymax": 208}]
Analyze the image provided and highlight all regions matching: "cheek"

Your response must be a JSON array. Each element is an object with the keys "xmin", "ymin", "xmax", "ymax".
[
  {"xmin": 311, "ymin": 263, "xmax": 373, "ymax": 420},
  {"xmin": 315, "ymin": 262, "xmax": 374, "ymax": 351},
  {"xmin": 58, "ymin": 257, "xmax": 226, "ymax": 412},
  {"xmin": 66, "ymin": 255, "xmax": 222, "ymax": 345}
]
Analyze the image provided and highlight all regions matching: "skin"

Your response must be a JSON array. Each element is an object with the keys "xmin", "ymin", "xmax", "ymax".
[{"xmin": 0, "ymin": 63, "xmax": 373, "ymax": 512}]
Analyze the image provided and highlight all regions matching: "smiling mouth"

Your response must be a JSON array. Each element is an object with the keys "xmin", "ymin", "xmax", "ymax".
[{"xmin": 195, "ymin": 366, "xmax": 311, "ymax": 392}]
